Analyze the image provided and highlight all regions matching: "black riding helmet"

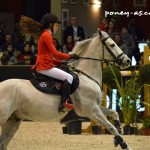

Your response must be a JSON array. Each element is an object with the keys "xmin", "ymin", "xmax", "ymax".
[{"xmin": 41, "ymin": 13, "xmax": 61, "ymax": 31}]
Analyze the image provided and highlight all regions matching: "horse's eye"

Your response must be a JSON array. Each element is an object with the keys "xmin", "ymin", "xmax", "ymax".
[{"xmin": 110, "ymin": 43, "xmax": 115, "ymax": 47}]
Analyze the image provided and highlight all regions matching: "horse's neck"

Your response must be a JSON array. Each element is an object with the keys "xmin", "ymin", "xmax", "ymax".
[{"xmin": 76, "ymin": 41, "xmax": 102, "ymax": 85}]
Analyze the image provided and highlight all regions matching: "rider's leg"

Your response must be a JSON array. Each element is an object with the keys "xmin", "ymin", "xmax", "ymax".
[
  {"xmin": 37, "ymin": 67, "xmax": 74, "ymax": 112},
  {"xmin": 59, "ymin": 79, "xmax": 74, "ymax": 112}
]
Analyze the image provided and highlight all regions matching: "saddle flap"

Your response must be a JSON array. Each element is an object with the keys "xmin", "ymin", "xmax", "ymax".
[{"xmin": 30, "ymin": 79, "xmax": 62, "ymax": 95}]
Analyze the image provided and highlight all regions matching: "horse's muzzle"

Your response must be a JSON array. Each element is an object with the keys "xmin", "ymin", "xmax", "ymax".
[
  {"xmin": 123, "ymin": 58, "xmax": 131, "ymax": 68},
  {"xmin": 127, "ymin": 59, "xmax": 131, "ymax": 65}
]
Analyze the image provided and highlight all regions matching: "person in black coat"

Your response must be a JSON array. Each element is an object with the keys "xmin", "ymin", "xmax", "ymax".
[{"xmin": 63, "ymin": 16, "xmax": 85, "ymax": 44}]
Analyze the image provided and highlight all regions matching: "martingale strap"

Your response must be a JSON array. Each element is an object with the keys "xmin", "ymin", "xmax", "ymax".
[{"xmin": 74, "ymin": 68, "xmax": 101, "ymax": 89}]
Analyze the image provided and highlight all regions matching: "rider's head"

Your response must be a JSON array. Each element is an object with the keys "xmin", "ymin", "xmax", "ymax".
[{"xmin": 41, "ymin": 13, "xmax": 61, "ymax": 33}]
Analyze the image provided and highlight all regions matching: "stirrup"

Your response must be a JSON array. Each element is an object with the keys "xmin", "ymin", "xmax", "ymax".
[
  {"xmin": 58, "ymin": 100, "xmax": 74, "ymax": 113},
  {"xmin": 65, "ymin": 99, "xmax": 75, "ymax": 110}
]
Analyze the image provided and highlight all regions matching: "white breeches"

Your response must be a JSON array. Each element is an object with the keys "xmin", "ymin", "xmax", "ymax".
[{"xmin": 37, "ymin": 67, "xmax": 73, "ymax": 84}]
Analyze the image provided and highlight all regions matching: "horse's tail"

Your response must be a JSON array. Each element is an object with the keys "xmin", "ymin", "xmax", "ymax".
[{"xmin": 20, "ymin": 15, "xmax": 42, "ymax": 41}]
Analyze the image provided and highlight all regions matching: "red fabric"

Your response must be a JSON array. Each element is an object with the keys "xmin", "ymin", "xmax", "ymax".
[
  {"xmin": 99, "ymin": 23, "xmax": 107, "ymax": 32},
  {"xmin": 33, "ymin": 30, "xmax": 70, "ymax": 71}
]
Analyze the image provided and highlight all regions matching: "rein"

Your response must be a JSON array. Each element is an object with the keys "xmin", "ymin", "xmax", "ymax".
[
  {"xmin": 73, "ymin": 68, "xmax": 102, "ymax": 89},
  {"xmin": 78, "ymin": 52, "xmax": 124, "ymax": 64},
  {"xmin": 78, "ymin": 56, "xmax": 115, "ymax": 63},
  {"xmin": 78, "ymin": 56, "xmax": 104, "ymax": 62}
]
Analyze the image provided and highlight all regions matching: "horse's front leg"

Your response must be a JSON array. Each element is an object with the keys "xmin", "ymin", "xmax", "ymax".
[{"xmin": 85, "ymin": 105, "xmax": 132, "ymax": 150}]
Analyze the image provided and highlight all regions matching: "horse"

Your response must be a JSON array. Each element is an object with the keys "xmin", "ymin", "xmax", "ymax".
[{"xmin": 0, "ymin": 30, "xmax": 132, "ymax": 150}]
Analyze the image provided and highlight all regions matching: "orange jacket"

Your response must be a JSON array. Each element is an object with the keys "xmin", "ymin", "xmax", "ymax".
[{"xmin": 33, "ymin": 30, "xmax": 70, "ymax": 71}]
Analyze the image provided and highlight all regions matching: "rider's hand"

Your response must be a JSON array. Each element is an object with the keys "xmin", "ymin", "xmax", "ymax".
[
  {"xmin": 62, "ymin": 60, "xmax": 68, "ymax": 65},
  {"xmin": 69, "ymin": 54, "xmax": 79, "ymax": 60}
]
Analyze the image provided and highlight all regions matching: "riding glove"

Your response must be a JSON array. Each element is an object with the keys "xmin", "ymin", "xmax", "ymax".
[
  {"xmin": 62, "ymin": 60, "xmax": 68, "ymax": 65},
  {"xmin": 69, "ymin": 54, "xmax": 79, "ymax": 59}
]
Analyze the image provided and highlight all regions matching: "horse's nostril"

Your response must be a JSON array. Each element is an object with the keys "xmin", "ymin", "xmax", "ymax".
[{"xmin": 127, "ymin": 59, "xmax": 131, "ymax": 64}]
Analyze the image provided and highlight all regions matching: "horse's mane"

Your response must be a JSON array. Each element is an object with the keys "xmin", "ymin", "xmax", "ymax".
[{"xmin": 69, "ymin": 32, "xmax": 99, "ymax": 68}]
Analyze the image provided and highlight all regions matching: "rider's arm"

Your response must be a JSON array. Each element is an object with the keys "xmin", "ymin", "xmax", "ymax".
[{"xmin": 43, "ymin": 32, "xmax": 70, "ymax": 60}]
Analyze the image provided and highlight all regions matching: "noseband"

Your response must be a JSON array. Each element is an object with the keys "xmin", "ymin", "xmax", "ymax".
[{"xmin": 101, "ymin": 37, "xmax": 124, "ymax": 65}]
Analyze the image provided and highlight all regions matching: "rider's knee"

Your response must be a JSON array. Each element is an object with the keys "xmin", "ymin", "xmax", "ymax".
[{"xmin": 66, "ymin": 74, "xmax": 73, "ymax": 84}]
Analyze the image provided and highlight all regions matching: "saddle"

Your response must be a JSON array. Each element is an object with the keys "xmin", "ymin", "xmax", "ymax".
[{"xmin": 30, "ymin": 67, "xmax": 79, "ymax": 95}]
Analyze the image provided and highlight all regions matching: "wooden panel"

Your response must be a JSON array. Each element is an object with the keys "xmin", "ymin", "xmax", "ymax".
[
  {"xmin": 144, "ymin": 46, "xmax": 150, "ymax": 64},
  {"xmin": 144, "ymin": 46, "xmax": 150, "ymax": 116}
]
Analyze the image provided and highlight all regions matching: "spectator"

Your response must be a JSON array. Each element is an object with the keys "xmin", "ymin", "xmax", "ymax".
[
  {"xmin": 98, "ymin": 17, "xmax": 108, "ymax": 32},
  {"xmin": 18, "ymin": 41, "xmax": 35, "ymax": 65},
  {"xmin": 63, "ymin": 35, "xmax": 74, "ymax": 53},
  {"xmin": 63, "ymin": 16, "xmax": 85, "ymax": 44},
  {"xmin": 121, "ymin": 27, "xmax": 135, "ymax": 60},
  {"xmin": 1, "ymin": 34, "xmax": 17, "ymax": 52},
  {"xmin": 1, "ymin": 44, "xmax": 19, "ymax": 65},
  {"xmin": 106, "ymin": 20, "xmax": 117, "ymax": 38},
  {"xmin": 53, "ymin": 38, "xmax": 62, "ymax": 52},
  {"xmin": 113, "ymin": 33, "xmax": 128, "ymax": 55}
]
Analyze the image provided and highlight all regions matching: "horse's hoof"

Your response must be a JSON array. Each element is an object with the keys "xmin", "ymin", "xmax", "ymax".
[
  {"xmin": 113, "ymin": 139, "xmax": 119, "ymax": 147},
  {"xmin": 114, "ymin": 135, "xmax": 128, "ymax": 149}
]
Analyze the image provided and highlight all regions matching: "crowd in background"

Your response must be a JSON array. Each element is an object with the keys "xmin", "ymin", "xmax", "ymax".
[
  {"xmin": 0, "ymin": 25, "xmax": 37, "ymax": 65},
  {"xmin": 0, "ymin": 16, "xmax": 147, "ymax": 66},
  {"xmin": 99, "ymin": 17, "xmax": 146, "ymax": 65}
]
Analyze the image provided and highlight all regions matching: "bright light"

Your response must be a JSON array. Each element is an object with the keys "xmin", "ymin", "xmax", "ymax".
[
  {"xmin": 93, "ymin": 0, "xmax": 101, "ymax": 6},
  {"xmin": 92, "ymin": 0, "xmax": 101, "ymax": 9}
]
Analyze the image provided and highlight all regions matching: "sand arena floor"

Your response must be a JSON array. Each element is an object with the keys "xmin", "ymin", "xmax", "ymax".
[{"xmin": 6, "ymin": 122, "xmax": 150, "ymax": 150}]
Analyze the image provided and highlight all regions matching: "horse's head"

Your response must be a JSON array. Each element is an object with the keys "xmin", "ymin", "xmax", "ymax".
[{"xmin": 98, "ymin": 29, "xmax": 131, "ymax": 69}]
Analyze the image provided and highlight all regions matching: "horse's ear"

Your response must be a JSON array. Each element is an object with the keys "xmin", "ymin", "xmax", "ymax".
[{"xmin": 98, "ymin": 28, "xmax": 102, "ymax": 38}]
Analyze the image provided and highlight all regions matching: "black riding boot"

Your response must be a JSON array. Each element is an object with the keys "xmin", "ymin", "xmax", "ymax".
[{"xmin": 58, "ymin": 80, "xmax": 74, "ymax": 112}]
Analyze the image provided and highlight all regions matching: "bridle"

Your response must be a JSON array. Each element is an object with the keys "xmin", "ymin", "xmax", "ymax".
[
  {"xmin": 78, "ymin": 36, "xmax": 125, "ymax": 66},
  {"xmin": 101, "ymin": 37, "xmax": 125, "ymax": 66},
  {"xmin": 72, "ymin": 35, "xmax": 126, "ymax": 89}
]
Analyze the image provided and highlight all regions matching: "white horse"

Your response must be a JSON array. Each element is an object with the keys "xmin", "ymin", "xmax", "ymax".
[{"xmin": 0, "ymin": 30, "xmax": 132, "ymax": 150}]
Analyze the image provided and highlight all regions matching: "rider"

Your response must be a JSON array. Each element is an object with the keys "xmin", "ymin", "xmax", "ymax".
[{"xmin": 32, "ymin": 13, "xmax": 79, "ymax": 112}]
